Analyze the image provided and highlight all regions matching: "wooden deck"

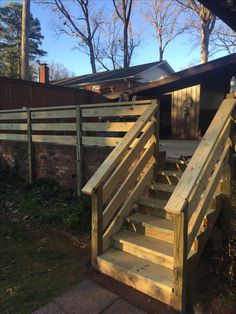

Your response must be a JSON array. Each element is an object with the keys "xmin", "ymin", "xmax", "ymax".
[{"xmin": 160, "ymin": 140, "xmax": 200, "ymax": 159}]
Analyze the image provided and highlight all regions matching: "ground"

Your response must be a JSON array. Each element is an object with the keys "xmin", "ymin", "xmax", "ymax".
[{"xmin": 0, "ymin": 171, "xmax": 236, "ymax": 313}]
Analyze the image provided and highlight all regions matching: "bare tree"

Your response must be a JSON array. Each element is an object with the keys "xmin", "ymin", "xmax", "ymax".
[
  {"xmin": 112, "ymin": 0, "xmax": 136, "ymax": 68},
  {"xmin": 144, "ymin": 0, "xmax": 186, "ymax": 61},
  {"xmin": 21, "ymin": 0, "xmax": 30, "ymax": 79},
  {"xmin": 38, "ymin": 0, "xmax": 103, "ymax": 73},
  {"xmin": 177, "ymin": 0, "xmax": 216, "ymax": 63}
]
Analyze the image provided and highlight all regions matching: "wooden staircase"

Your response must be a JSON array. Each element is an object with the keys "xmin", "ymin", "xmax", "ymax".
[{"xmin": 82, "ymin": 98, "xmax": 236, "ymax": 313}]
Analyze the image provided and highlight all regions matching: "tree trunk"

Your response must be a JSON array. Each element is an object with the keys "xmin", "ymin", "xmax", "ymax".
[
  {"xmin": 123, "ymin": 0, "xmax": 128, "ymax": 68},
  {"xmin": 201, "ymin": 28, "xmax": 209, "ymax": 63},
  {"xmin": 89, "ymin": 43, "xmax": 97, "ymax": 73},
  {"xmin": 21, "ymin": 0, "xmax": 30, "ymax": 80}
]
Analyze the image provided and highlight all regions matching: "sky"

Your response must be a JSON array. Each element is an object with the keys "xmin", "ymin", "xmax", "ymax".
[{"xmin": 0, "ymin": 0, "xmax": 231, "ymax": 76}]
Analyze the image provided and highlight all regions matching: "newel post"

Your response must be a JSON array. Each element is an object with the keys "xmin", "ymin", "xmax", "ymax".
[
  {"xmin": 76, "ymin": 105, "xmax": 83, "ymax": 197},
  {"xmin": 172, "ymin": 206, "xmax": 188, "ymax": 313},
  {"xmin": 91, "ymin": 185, "xmax": 103, "ymax": 267},
  {"xmin": 26, "ymin": 107, "xmax": 33, "ymax": 183},
  {"xmin": 154, "ymin": 99, "xmax": 160, "ymax": 177}
]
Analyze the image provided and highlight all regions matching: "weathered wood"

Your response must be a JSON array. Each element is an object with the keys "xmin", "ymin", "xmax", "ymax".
[
  {"xmin": 32, "ymin": 134, "xmax": 76, "ymax": 145},
  {"xmin": 82, "ymin": 122, "xmax": 135, "ymax": 132},
  {"xmin": 103, "ymin": 122, "xmax": 155, "ymax": 203},
  {"xmin": 165, "ymin": 98, "xmax": 236, "ymax": 215},
  {"xmin": 91, "ymin": 186, "xmax": 103, "ymax": 268},
  {"xmin": 81, "ymin": 104, "xmax": 148, "ymax": 118},
  {"xmin": 76, "ymin": 106, "xmax": 83, "ymax": 197},
  {"xmin": 82, "ymin": 136, "xmax": 121, "ymax": 147},
  {"xmin": 103, "ymin": 162, "xmax": 154, "ymax": 250},
  {"xmin": 0, "ymin": 123, "xmax": 27, "ymax": 130},
  {"xmin": 154, "ymin": 99, "xmax": 160, "ymax": 177},
  {"xmin": 31, "ymin": 109, "xmax": 76, "ymax": 119},
  {"xmin": 0, "ymin": 133, "xmax": 28, "ymax": 141},
  {"xmin": 103, "ymin": 144, "xmax": 155, "ymax": 230},
  {"xmin": 82, "ymin": 102, "xmax": 157, "ymax": 195},
  {"xmin": 172, "ymin": 210, "xmax": 188, "ymax": 313},
  {"xmin": 0, "ymin": 111, "xmax": 27, "ymax": 120},
  {"xmin": 27, "ymin": 108, "xmax": 33, "ymax": 183},
  {"xmin": 32, "ymin": 123, "xmax": 76, "ymax": 131}
]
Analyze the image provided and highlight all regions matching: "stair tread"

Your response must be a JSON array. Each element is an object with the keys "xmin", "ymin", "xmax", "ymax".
[
  {"xmin": 113, "ymin": 230, "xmax": 173, "ymax": 258},
  {"xmin": 138, "ymin": 196, "xmax": 168, "ymax": 209},
  {"xmin": 149, "ymin": 182, "xmax": 176, "ymax": 193},
  {"xmin": 98, "ymin": 248, "xmax": 173, "ymax": 291},
  {"xmin": 127, "ymin": 213, "xmax": 174, "ymax": 232},
  {"xmin": 157, "ymin": 170, "xmax": 183, "ymax": 177}
]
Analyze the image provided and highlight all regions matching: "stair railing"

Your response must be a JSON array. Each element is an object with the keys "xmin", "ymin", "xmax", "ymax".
[
  {"xmin": 82, "ymin": 99, "xmax": 159, "ymax": 266},
  {"xmin": 165, "ymin": 98, "xmax": 236, "ymax": 313}
]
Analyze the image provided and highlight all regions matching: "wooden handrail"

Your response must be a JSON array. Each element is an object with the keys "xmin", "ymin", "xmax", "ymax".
[
  {"xmin": 165, "ymin": 98, "xmax": 236, "ymax": 215},
  {"xmin": 82, "ymin": 100, "xmax": 158, "ymax": 196}
]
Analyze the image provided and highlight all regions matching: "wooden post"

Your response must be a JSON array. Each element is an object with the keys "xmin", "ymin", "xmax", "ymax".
[
  {"xmin": 172, "ymin": 207, "xmax": 188, "ymax": 313},
  {"xmin": 26, "ymin": 108, "xmax": 33, "ymax": 183},
  {"xmin": 76, "ymin": 105, "xmax": 83, "ymax": 197},
  {"xmin": 154, "ymin": 98, "xmax": 160, "ymax": 178},
  {"xmin": 91, "ymin": 185, "xmax": 103, "ymax": 268}
]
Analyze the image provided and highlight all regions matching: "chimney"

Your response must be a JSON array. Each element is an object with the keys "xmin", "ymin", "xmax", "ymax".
[{"xmin": 39, "ymin": 63, "xmax": 49, "ymax": 84}]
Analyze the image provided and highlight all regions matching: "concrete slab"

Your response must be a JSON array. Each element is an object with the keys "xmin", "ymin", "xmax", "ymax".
[
  {"xmin": 103, "ymin": 298, "xmax": 147, "ymax": 314},
  {"xmin": 54, "ymin": 279, "xmax": 118, "ymax": 314},
  {"xmin": 32, "ymin": 301, "xmax": 64, "ymax": 314}
]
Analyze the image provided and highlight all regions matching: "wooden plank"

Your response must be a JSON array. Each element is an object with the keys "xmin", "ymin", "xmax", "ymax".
[
  {"xmin": 0, "ymin": 111, "xmax": 27, "ymax": 120},
  {"xmin": 154, "ymin": 99, "xmax": 160, "ymax": 176},
  {"xmin": 165, "ymin": 98, "xmax": 236, "ymax": 215},
  {"xmin": 82, "ymin": 122, "xmax": 135, "ymax": 132},
  {"xmin": 103, "ymin": 143, "xmax": 155, "ymax": 230},
  {"xmin": 76, "ymin": 106, "xmax": 83, "ymax": 197},
  {"xmin": 103, "ymin": 162, "xmax": 154, "ymax": 250},
  {"xmin": 27, "ymin": 109, "xmax": 33, "ymax": 184},
  {"xmin": 0, "ymin": 123, "xmax": 27, "ymax": 131},
  {"xmin": 172, "ymin": 210, "xmax": 188, "ymax": 313},
  {"xmin": 187, "ymin": 143, "xmax": 230, "ymax": 253},
  {"xmin": 80, "ymin": 99, "xmax": 152, "ymax": 109},
  {"xmin": 82, "ymin": 102, "xmax": 157, "ymax": 195},
  {"xmin": 31, "ymin": 109, "xmax": 76, "ymax": 119},
  {"xmin": 103, "ymin": 122, "xmax": 155, "ymax": 203},
  {"xmin": 82, "ymin": 136, "xmax": 121, "ymax": 147},
  {"xmin": 81, "ymin": 104, "xmax": 148, "ymax": 118},
  {"xmin": 91, "ymin": 186, "xmax": 103, "ymax": 268},
  {"xmin": 32, "ymin": 134, "xmax": 76, "ymax": 145},
  {"xmin": 0, "ymin": 133, "xmax": 28, "ymax": 141},
  {"xmin": 32, "ymin": 123, "xmax": 76, "ymax": 131}
]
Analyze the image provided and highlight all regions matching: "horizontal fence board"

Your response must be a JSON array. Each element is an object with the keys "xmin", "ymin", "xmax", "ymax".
[
  {"xmin": 32, "ymin": 123, "xmax": 76, "ymax": 131},
  {"xmin": 0, "ymin": 112, "xmax": 27, "ymax": 120},
  {"xmin": 80, "ymin": 100, "xmax": 152, "ymax": 109},
  {"xmin": 32, "ymin": 134, "xmax": 76, "ymax": 145},
  {"xmin": 31, "ymin": 109, "xmax": 76, "ymax": 119},
  {"xmin": 0, "ymin": 123, "xmax": 27, "ymax": 131},
  {"xmin": 82, "ymin": 122, "xmax": 135, "ymax": 132},
  {"xmin": 0, "ymin": 133, "xmax": 27, "ymax": 141},
  {"xmin": 82, "ymin": 136, "xmax": 121, "ymax": 147},
  {"xmin": 81, "ymin": 105, "xmax": 148, "ymax": 118}
]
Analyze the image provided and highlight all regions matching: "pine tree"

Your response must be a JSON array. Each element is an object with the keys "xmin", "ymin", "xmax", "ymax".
[{"xmin": 0, "ymin": 2, "xmax": 46, "ymax": 79}]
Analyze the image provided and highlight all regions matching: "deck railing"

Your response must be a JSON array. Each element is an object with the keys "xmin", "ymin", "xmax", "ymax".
[
  {"xmin": 165, "ymin": 98, "xmax": 236, "ymax": 312},
  {"xmin": 82, "ymin": 99, "xmax": 159, "ymax": 266}
]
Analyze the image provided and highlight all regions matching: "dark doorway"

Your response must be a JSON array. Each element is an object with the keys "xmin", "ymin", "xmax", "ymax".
[{"xmin": 159, "ymin": 94, "xmax": 172, "ymax": 139}]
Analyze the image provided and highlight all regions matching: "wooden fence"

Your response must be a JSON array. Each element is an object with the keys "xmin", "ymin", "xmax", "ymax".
[{"xmin": 0, "ymin": 100, "xmax": 153, "ymax": 196}]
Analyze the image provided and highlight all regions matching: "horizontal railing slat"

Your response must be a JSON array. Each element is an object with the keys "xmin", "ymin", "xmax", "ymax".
[
  {"xmin": 0, "ymin": 133, "xmax": 28, "ymax": 141},
  {"xmin": 0, "ymin": 112, "xmax": 27, "ymax": 120},
  {"xmin": 0, "ymin": 123, "xmax": 27, "ymax": 131},
  {"xmin": 32, "ymin": 123, "xmax": 76, "ymax": 131},
  {"xmin": 32, "ymin": 135, "xmax": 76, "ymax": 145},
  {"xmin": 31, "ymin": 109, "xmax": 76, "ymax": 119},
  {"xmin": 82, "ymin": 122, "xmax": 135, "ymax": 132},
  {"xmin": 82, "ymin": 136, "xmax": 121, "ymax": 147}
]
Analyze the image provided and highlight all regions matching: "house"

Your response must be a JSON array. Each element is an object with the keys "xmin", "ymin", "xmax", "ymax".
[
  {"xmin": 52, "ymin": 60, "xmax": 174, "ymax": 99},
  {"xmin": 124, "ymin": 53, "xmax": 236, "ymax": 140}
]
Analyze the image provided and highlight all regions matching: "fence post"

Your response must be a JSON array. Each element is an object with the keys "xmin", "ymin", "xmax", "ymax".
[
  {"xmin": 26, "ymin": 108, "xmax": 33, "ymax": 183},
  {"xmin": 91, "ymin": 185, "xmax": 103, "ymax": 268},
  {"xmin": 154, "ymin": 99, "xmax": 160, "ymax": 177},
  {"xmin": 172, "ymin": 207, "xmax": 188, "ymax": 313},
  {"xmin": 76, "ymin": 105, "xmax": 83, "ymax": 197}
]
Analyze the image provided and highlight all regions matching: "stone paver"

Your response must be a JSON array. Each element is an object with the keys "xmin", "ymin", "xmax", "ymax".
[
  {"xmin": 32, "ymin": 301, "xmax": 65, "ymax": 314},
  {"xmin": 102, "ymin": 298, "xmax": 147, "ymax": 314},
  {"xmin": 54, "ymin": 279, "xmax": 119, "ymax": 314}
]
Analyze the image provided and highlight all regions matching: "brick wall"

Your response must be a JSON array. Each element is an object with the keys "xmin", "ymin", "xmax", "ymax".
[{"xmin": 0, "ymin": 140, "xmax": 112, "ymax": 190}]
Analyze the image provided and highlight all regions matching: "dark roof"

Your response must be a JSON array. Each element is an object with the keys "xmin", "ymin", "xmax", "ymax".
[
  {"xmin": 126, "ymin": 53, "xmax": 236, "ymax": 98},
  {"xmin": 198, "ymin": 0, "xmax": 236, "ymax": 31},
  {"xmin": 52, "ymin": 60, "xmax": 174, "ymax": 87}
]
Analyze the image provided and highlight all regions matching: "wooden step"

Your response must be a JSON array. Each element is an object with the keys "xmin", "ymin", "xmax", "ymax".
[
  {"xmin": 157, "ymin": 170, "xmax": 183, "ymax": 184},
  {"xmin": 165, "ymin": 158, "xmax": 189, "ymax": 171},
  {"xmin": 127, "ymin": 213, "xmax": 174, "ymax": 243},
  {"xmin": 149, "ymin": 182, "xmax": 176, "ymax": 200},
  {"xmin": 97, "ymin": 248, "xmax": 173, "ymax": 305},
  {"xmin": 138, "ymin": 196, "xmax": 173, "ymax": 220},
  {"xmin": 112, "ymin": 230, "xmax": 174, "ymax": 269}
]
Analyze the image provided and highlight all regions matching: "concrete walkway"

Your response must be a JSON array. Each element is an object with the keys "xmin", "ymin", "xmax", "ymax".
[{"xmin": 32, "ymin": 279, "xmax": 146, "ymax": 314}]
